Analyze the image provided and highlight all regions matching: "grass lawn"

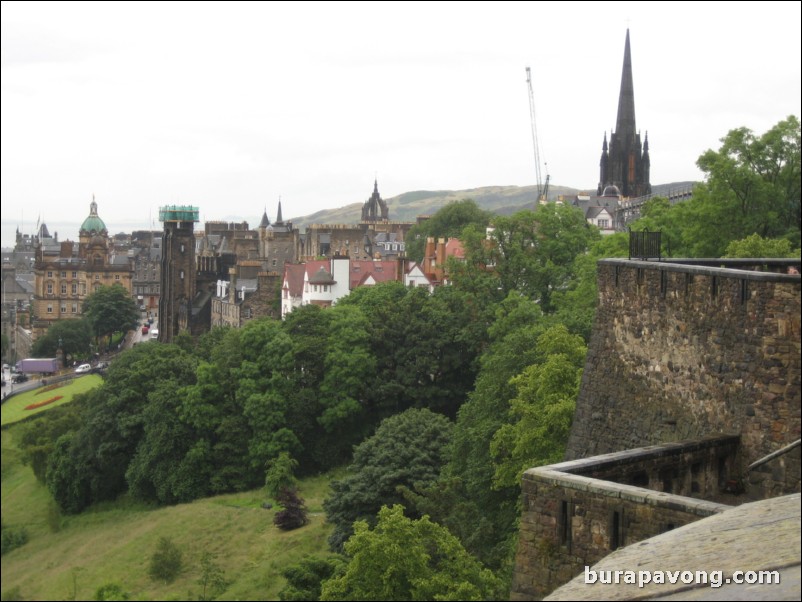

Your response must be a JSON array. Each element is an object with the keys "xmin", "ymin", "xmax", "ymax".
[
  {"xmin": 1, "ymin": 419, "xmax": 338, "ymax": 601},
  {"xmin": 1, "ymin": 374, "xmax": 102, "ymax": 427}
]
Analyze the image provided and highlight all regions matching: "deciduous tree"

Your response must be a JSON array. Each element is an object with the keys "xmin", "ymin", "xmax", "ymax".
[
  {"xmin": 81, "ymin": 284, "xmax": 139, "ymax": 343},
  {"xmin": 323, "ymin": 408, "xmax": 453, "ymax": 552},
  {"xmin": 320, "ymin": 505, "xmax": 501, "ymax": 601}
]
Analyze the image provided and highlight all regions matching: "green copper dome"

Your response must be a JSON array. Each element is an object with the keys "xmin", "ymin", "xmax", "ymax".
[{"xmin": 80, "ymin": 199, "xmax": 107, "ymax": 234}]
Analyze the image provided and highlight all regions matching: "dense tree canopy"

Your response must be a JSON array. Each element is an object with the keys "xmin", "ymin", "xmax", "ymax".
[
  {"xmin": 723, "ymin": 233, "xmax": 799, "ymax": 258},
  {"xmin": 630, "ymin": 116, "xmax": 801, "ymax": 257},
  {"xmin": 47, "ymin": 344, "xmax": 199, "ymax": 511},
  {"xmin": 324, "ymin": 408, "xmax": 454, "ymax": 552},
  {"xmin": 490, "ymin": 325, "xmax": 587, "ymax": 488},
  {"xmin": 31, "ymin": 318, "xmax": 93, "ymax": 360},
  {"xmin": 320, "ymin": 505, "xmax": 501, "ymax": 601},
  {"xmin": 403, "ymin": 199, "xmax": 491, "ymax": 262},
  {"xmin": 456, "ymin": 203, "xmax": 599, "ymax": 311}
]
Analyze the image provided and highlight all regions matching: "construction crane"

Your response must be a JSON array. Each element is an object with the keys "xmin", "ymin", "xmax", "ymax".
[{"xmin": 526, "ymin": 66, "xmax": 550, "ymax": 202}]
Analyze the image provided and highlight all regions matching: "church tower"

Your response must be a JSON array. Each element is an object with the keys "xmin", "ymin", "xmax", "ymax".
[{"xmin": 597, "ymin": 30, "xmax": 651, "ymax": 199}]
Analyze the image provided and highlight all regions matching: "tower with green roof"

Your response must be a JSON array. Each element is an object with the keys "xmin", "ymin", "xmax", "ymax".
[{"xmin": 158, "ymin": 205, "xmax": 199, "ymax": 343}]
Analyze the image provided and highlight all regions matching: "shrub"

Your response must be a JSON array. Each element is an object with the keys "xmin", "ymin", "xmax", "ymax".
[
  {"xmin": 274, "ymin": 487, "xmax": 309, "ymax": 531},
  {"xmin": 0, "ymin": 523, "xmax": 29, "ymax": 556},
  {"xmin": 94, "ymin": 582, "xmax": 130, "ymax": 601},
  {"xmin": 148, "ymin": 537, "xmax": 183, "ymax": 583}
]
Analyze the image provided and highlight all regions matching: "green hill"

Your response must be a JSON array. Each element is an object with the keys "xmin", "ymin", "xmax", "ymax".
[
  {"xmin": 290, "ymin": 184, "xmax": 584, "ymax": 230},
  {"xmin": 1, "ymin": 423, "xmax": 337, "ymax": 601}
]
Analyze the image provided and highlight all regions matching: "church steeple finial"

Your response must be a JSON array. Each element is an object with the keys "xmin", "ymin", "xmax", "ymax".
[{"xmin": 275, "ymin": 197, "xmax": 283, "ymax": 224}]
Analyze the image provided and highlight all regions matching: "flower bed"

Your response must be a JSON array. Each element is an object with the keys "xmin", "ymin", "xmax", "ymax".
[
  {"xmin": 37, "ymin": 382, "xmax": 66, "ymax": 395},
  {"xmin": 25, "ymin": 396, "xmax": 63, "ymax": 411}
]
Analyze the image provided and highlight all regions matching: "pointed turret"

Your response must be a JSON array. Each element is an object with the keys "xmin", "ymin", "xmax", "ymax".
[
  {"xmin": 275, "ymin": 199, "xmax": 283, "ymax": 225},
  {"xmin": 259, "ymin": 206, "xmax": 270, "ymax": 228}
]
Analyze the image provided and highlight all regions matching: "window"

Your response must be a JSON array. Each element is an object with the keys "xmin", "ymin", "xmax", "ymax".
[
  {"xmin": 559, "ymin": 501, "xmax": 572, "ymax": 549},
  {"xmin": 115, "ymin": 274, "xmax": 120, "ymax": 280},
  {"xmin": 72, "ymin": 271, "xmax": 77, "ymax": 278},
  {"xmin": 47, "ymin": 305, "xmax": 53, "ymax": 313},
  {"xmin": 72, "ymin": 284, "xmax": 77, "ymax": 294},
  {"xmin": 47, "ymin": 283, "xmax": 53, "ymax": 294},
  {"xmin": 47, "ymin": 271, "xmax": 53, "ymax": 278},
  {"xmin": 598, "ymin": 219, "xmax": 609, "ymax": 228},
  {"xmin": 61, "ymin": 284, "xmax": 67, "ymax": 294},
  {"xmin": 61, "ymin": 271, "xmax": 67, "ymax": 278},
  {"xmin": 72, "ymin": 304, "xmax": 78, "ymax": 313},
  {"xmin": 61, "ymin": 305, "xmax": 67, "ymax": 313},
  {"xmin": 610, "ymin": 510, "xmax": 623, "ymax": 550},
  {"xmin": 82, "ymin": 284, "xmax": 87, "ymax": 295}
]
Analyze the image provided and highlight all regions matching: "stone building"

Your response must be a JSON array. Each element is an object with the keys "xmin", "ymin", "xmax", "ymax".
[
  {"xmin": 211, "ymin": 262, "xmax": 281, "ymax": 328},
  {"xmin": 31, "ymin": 199, "xmax": 134, "ymax": 341},
  {"xmin": 597, "ymin": 29, "xmax": 651, "ymax": 199},
  {"xmin": 258, "ymin": 200, "xmax": 302, "ymax": 274},
  {"xmin": 130, "ymin": 230, "xmax": 162, "ymax": 314},
  {"xmin": 304, "ymin": 181, "xmax": 414, "ymax": 261}
]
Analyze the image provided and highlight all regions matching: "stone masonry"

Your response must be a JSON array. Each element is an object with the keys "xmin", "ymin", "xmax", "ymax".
[
  {"xmin": 511, "ymin": 437, "xmax": 737, "ymax": 600},
  {"xmin": 568, "ymin": 259, "xmax": 801, "ymax": 497}
]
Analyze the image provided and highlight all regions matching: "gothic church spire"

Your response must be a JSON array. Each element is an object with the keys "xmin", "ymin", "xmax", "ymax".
[{"xmin": 597, "ymin": 29, "xmax": 651, "ymax": 199}]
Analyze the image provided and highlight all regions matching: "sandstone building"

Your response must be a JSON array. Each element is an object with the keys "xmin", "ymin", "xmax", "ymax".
[{"xmin": 32, "ymin": 199, "xmax": 133, "ymax": 340}]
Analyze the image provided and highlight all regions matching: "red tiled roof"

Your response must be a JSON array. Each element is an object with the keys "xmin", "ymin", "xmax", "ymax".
[{"xmin": 349, "ymin": 260, "xmax": 399, "ymax": 289}]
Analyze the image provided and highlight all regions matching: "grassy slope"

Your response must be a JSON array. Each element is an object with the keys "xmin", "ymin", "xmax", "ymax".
[
  {"xmin": 1, "ymin": 424, "xmax": 337, "ymax": 601},
  {"xmin": 1, "ymin": 374, "xmax": 103, "ymax": 426}
]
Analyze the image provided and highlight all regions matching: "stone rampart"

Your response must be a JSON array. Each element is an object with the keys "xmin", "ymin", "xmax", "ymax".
[
  {"xmin": 567, "ymin": 259, "xmax": 801, "ymax": 498},
  {"xmin": 511, "ymin": 437, "xmax": 737, "ymax": 600}
]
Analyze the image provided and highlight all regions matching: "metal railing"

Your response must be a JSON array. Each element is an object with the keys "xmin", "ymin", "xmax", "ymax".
[{"xmin": 629, "ymin": 228, "xmax": 662, "ymax": 260}]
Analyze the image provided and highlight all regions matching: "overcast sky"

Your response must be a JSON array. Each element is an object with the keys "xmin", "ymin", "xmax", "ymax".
[{"xmin": 2, "ymin": 1, "xmax": 800, "ymax": 247}]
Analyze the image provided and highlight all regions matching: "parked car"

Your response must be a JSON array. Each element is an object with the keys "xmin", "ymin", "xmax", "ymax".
[
  {"xmin": 141, "ymin": 324, "xmax": 150, "ymax": 335},
  {"xmin": 12, "ymin": 373, "xmax": 28, "ymax": 383},
  {"xmin": 75, "ymin": 364, "xmax": 92, "ymax": 374}
]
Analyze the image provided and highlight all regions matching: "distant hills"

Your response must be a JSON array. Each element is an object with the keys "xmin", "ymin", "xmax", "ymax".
[{"xmin": 289, "ymin": 182, "xmax": 697, "ymax": 231}]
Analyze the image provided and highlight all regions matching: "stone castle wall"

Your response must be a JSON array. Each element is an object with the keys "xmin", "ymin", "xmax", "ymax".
[
  {"xmin": 511, "ymin": 438, "xmax": 736, "ymax": 601},
  {"xmin": 567, "ymin": 259, "xmax": 801, "ymax": 498}
]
